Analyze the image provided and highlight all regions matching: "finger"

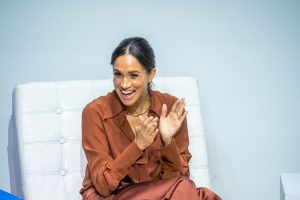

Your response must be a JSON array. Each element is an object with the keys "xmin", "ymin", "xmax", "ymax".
[
  {"xmin": 177, "ymin": 100, "xmax": 186, "ymax": 117},
  {"xmin": 161, "ymin": 104, "xmax": 167, "ymax": 118},
  {"xmin": 150, "ymin": 128, "xmax": 159, "ymax": 136},
  {"xmin": 146, "ymin": 121, "xmax": 157, "ymax": 134},
  {"xmin": 152, "ymin": 117, "xmax": 158, "ymax": 122},
  {"xmin": 145, "ymin": 119, "xmax": 157, "ymax": 128},
  {"xmin": 143, "ymin": 116, "xmax": 154, "ymax": 127},
  {"xmin": 177, "ymin": 98, "xmax": 185, "ymax": 111},
  {"xmin": 179, "ymin": 111, "xmax": 188, "ymax": 123},
  {"xmin": 171, "ymin": 99, "xmax": 181, "ymax": 113},
  {"xmin": 147, "ymin": 117, "xmax": 158, "ymax": 129}
]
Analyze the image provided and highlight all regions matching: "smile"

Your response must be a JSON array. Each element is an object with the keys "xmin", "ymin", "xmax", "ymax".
[{"xmin": 120, "ymin": 90, "xmax": 135, "ymax": 100}]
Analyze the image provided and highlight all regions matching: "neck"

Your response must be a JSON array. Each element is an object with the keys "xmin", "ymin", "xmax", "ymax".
[{"xmin": 126, "ymin": 94, "xmax": 150, "ymax": 116}]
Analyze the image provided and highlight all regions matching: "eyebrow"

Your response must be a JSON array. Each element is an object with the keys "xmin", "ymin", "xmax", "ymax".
[
  {"xmin": 113, "ymin": 69, "xmax": 140, "ymax": 74},
  {"xmin": 129, "ymin": 71, "xmax": 140, "ymax": 74}
]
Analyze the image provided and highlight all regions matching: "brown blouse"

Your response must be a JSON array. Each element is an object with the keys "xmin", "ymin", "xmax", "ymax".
[{"xmin": 80, "ymin": 90, "xmax": 192, "ymax": 197}]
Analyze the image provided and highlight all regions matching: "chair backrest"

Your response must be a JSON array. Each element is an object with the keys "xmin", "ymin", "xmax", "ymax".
[{"xmin": 9, "ymin": 77, "xmax": 210, "ymax": 200}]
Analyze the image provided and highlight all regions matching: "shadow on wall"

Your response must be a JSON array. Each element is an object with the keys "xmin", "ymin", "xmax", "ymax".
[{"xmin": 7, "ymin": 102, "xmax": 23, "ymax": 198}]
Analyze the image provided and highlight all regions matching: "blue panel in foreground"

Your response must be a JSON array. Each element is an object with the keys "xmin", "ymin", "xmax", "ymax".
[{"xmin": 0, "ymin": 189, "xmax": 22, "ymax": 200}]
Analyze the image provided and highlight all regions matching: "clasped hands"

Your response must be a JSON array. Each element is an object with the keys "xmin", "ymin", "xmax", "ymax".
[{"xmin": 135, "ymin": 98, "xmax": 188, "ymax": 150}]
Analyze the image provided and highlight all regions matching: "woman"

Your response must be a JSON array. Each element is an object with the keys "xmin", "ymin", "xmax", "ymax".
[{"xmin": 80, "ymin": 37, "xmax": 221, "ymax": 200}]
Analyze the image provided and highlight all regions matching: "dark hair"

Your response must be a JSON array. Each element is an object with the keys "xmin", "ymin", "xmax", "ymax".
[{"xmin": 110, "ymin": 37, "xmax": 156, "ymax": 73}]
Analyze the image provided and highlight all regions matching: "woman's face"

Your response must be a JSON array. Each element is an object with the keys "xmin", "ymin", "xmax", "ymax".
[{"xmin": 113, "ymin": 54, "xmax": 155, "ymax": 109}]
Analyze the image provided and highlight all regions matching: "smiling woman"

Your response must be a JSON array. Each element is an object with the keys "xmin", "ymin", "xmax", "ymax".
[{"xmin": 80, "ymin": 37, "xmax": 222, "ymax": 200}]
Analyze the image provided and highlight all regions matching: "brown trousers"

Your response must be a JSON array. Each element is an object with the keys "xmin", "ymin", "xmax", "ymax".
[{"xmin": 82, "ymin": 176, "xmax": 222, "ymax": 200}]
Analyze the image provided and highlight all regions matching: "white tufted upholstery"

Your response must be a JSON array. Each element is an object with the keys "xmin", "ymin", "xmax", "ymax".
[{"xmin": 8, "ymin": 77, "xmax": 210, "ymax": 200}]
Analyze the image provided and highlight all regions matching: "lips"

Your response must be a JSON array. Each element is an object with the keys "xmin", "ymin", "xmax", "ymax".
[{"xmin": 120, "ymin": 90, "xmax": 135, "ymax": 100}]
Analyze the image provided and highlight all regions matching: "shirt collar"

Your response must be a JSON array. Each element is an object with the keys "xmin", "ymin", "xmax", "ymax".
[
  {"xmin": 103, "ymin": 90, "xmax": 124, "ymax": 120},
  {"xmin": 149, "ymin": 90, "xmax": 162, "ymax": 116}
]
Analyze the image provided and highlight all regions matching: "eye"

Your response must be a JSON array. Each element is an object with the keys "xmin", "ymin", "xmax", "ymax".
[
  {"xmin": 130, "ymin": 73, "xmax": 139, "ymax": 79},
  {"xmin": 114, "ymin": 71, "xmax": 122, "ymax": 77}
]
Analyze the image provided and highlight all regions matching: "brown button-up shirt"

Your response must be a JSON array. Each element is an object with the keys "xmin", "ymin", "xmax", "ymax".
[{"xmin": 81, "ymin": 90, "xmax": 192, "ymax": 197}]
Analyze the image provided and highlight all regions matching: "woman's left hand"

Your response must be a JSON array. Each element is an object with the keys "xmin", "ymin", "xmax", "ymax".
[{"xmin": 159, "ymin": 98, "xmax": 188, "ymax": 145}]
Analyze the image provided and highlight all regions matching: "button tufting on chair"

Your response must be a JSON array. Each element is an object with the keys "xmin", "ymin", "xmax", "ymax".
[
  {"xmin": 59, "ymin": 138, "xmax": 65, "ymax": 144},
  {"xmin": 60, "ymin": 170, "xmax": 66, "ymax": 176},
  {"xmin": 56, "ymin": 108, "xmax": 63, "ymax": 114}
]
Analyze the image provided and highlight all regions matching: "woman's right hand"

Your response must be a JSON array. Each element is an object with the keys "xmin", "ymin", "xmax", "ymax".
[{"xmin": 135, "ymin": 116, "xmax": 159, "ymax": 150}]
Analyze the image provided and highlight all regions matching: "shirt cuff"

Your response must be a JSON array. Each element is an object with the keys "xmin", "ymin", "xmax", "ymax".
[
  {"xmin": 160, "ymin": 138, "xmax": 182, "ymax": 169},
  {"xmin": 111, "ymin": 141, "xmax": 144, "ymax": 180}
]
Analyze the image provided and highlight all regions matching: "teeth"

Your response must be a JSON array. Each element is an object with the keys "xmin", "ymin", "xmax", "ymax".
[{"xmin": 121, "ymin": 90, "xmax": 134, "ymax": 95}]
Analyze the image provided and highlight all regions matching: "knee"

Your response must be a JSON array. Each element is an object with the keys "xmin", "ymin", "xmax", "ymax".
[
  {"xmin": 198, "ymin": 187, "xmax": 222, "ymax": 200},
  {"xmin": 179, "ymin": 176, "xmax": 197, "ymax": 188},
  {"xmin": 82, "ymin": 187, "xmax": 102, "ymax": 200}
]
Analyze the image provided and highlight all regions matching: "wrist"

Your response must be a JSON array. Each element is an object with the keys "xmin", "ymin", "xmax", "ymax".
[
  {"xmin": 135, "ymin": 140, "xmax": 146, "ymax": 151},
  {"xmin": 162, "ymin": 137, "xmax": 172, "ymax": 146}
]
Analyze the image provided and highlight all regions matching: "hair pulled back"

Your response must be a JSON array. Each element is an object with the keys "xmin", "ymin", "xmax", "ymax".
[{"xmin": 110, "ymin": 37, "xmax": 156, "ymax": 73}]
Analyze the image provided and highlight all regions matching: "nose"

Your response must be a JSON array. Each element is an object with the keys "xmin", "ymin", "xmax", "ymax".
[{"xmin": 121, "ymin": 77, "xmax": 131, "ymax": 89}]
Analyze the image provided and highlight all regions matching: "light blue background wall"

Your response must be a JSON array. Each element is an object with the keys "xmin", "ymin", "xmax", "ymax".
[{"xmin": 1, "ymin": 1, "xmax": 300, "ymax": 199}]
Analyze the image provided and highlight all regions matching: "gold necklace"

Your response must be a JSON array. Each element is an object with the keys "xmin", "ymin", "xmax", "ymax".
[{"xmin": 127, "ymin": 105, "xmax": 150, "ymax": 117}]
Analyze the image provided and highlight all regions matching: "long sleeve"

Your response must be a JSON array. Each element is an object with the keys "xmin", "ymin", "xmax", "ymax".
[
  {"xmin": 82, "ymin": 105, "xmax": 143, "ymax": 197},
  {"xmin": 160, "ymin": 117, "xmax": 192, "ymax": 179}
]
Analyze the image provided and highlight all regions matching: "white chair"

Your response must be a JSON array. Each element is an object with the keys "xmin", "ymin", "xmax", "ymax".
[{"xmin": 8, "ymin": 77, "xmax": 210, "ymax": 200}]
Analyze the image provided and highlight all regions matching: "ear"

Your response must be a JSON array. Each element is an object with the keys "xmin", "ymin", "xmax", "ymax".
[{"xmin": 149, "ymin": 67, "xmax": 156, "ymax": 82}]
